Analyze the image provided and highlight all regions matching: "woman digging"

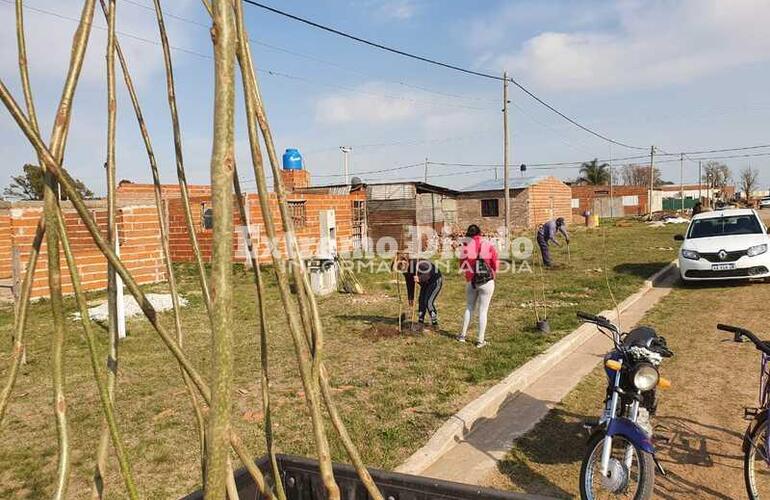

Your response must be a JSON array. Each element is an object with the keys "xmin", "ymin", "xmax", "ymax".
[
  {"xmin": 458, "ymin": 224, "xmax": 499, "ymax": 348},
  {"xmin": 395, "ymin": 251, "xmax": 443, "ymax": 332}
]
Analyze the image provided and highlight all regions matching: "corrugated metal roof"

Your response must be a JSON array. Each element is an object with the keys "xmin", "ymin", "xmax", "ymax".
[{"xmin": 460, "ymin": 175, "xmax": 550, "ymax": 192}]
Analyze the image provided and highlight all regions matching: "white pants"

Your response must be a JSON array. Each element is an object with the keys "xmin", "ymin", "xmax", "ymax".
[{"xmin": 461, "ymin": 280, "xmax": 495, "ymax": 343}]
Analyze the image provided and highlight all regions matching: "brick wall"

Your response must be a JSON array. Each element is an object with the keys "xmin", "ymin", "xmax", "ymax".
[
  {"xmin": 571, "ymin": 185, "xmax": 649, "ymax": 216},
  {"xmin": 452, "ymin": 177, "xmax": 571, "ymax": 233},
  {"xmin": 528, "ymin": 176, "xmax": 572, "ymax": 226},
  {"xmin": 0, "ymin": 206, "xmax": 11, "ymax": 279},
  {"xmin": 117, "ymin": 181, "xmax": 211, "ymax": 203},
  {"xmin": 454, "ymin": 188, "xmax": 529, "ymax": 234},
  {"xmin": 168, "ymin": 190, "xmax": 364, "ymax": 264},
  {"xmin": 8, "ymin": 201, "xmax": 165, "ymax": 299},
  {"xmin": 280, "ymin": 169, "xmax": 311, "ymax": 191}
]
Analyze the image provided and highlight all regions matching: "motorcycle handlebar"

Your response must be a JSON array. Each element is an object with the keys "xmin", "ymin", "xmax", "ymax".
[
  {"xmin": 577, "ymin": 311, "xmax": 613, "ymax": 329},
  {"xmin": 717, "ymin": 323, "xmax": 770, "ymax": 356}
]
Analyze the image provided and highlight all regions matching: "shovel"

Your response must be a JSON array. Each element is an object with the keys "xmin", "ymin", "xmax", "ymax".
[
  {"xmin": 395, "ymin": 271, "xmax": 404, "ymax": 332},
  {"xmin": 410, "ymin": 279, "xmax": 421, "ymax": 333}
]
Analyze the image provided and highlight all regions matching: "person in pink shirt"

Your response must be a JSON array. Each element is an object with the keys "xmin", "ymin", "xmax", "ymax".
[{"xmin": 457, "ymin": 224, "xmax": 499, "ymax": 348}]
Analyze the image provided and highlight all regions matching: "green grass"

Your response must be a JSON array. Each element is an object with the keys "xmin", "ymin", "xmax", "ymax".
[{"xmin": 0, "ymin": 220, "xmax": 681, "ymax": 498}]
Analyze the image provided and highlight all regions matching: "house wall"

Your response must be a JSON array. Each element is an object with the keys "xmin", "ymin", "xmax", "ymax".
[
  {"xmin": 117, "ymin": 181, "xmax": 211, "ymax": 203},
  {"xmin": 365, "ymin": 184, "xmax": 417, "ymax": 246},
  {"xmin": 7, "ymin": 201, "xmax": 165, "ymax": 299},
  {"xmin": 528, "ymin": 176, "xmax": 572, "ymax": 226},
  {"xmin": 167, "ymin": 190, "xmax": 364, "ymax": 264},
  {"xmin": 571, "ymin": 185, "xmax": 649, "ymax": 216},
  {"xmin": 0, "ymin": 206, "xmax": 11, "ymax": 279},
  {"xmin": 455, "ymin": 188, "xmax": 529, "ymax": 234},
  {"xmin": 415, "ymin": 192, "xmax": 457, "ymax": 234},
  {"xmin": 453, "ymin": 177, "xmax": 571, "ymax": 233}
]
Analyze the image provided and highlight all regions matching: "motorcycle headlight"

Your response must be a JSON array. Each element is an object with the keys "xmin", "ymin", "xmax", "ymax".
[
  {"xmin": 681, "ymin": 249, "xmax": 700, "ymax": 260},
  {"xmin": 748, "ymin": 244, "xmax": 768, "ymax": 257},
  {"xmin": 633, "ymin": 364, "xmax": 659, "ymax": 392}
]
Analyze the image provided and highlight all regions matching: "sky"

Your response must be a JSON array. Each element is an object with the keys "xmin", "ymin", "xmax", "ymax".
[{"xmin": 2, "ymin": 0, "xmax": 770, "ymax": 196}]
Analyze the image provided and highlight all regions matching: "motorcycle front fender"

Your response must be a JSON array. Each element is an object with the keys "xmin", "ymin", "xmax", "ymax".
[{"xmin": 606, "ymin": 417, "xmax": 655, "ymax": 454}]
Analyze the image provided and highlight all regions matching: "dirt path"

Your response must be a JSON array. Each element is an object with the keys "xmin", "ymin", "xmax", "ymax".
[{"xmin": 484, "ymin": 278, "xmax": 770, "ymax": 499}]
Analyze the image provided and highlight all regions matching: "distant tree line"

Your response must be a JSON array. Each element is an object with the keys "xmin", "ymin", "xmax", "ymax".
[
  {"xmin": 3, "ymin": 164, "xmax": 94, "ymax": 201},
  {"xmin": 574, "ymin": 158, "xmax": 737, "ymax": 193}
]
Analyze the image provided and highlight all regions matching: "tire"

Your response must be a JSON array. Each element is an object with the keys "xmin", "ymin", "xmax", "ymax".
[
  {"xmin": 579, "ymin": 431, "xmax": 655, "ymax": 500},
  {"xmin": 745, "ymin": 417, "xmax": 770, "ymax": 499}
]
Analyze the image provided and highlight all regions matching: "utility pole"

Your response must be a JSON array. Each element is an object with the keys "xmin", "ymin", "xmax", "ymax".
[
  {"xmin": 698, "ymin": 160, "xmax": 702, "ymax": 203},
  {"xmin": 609, "ymin": 143, "xmax": 614, "ymax": 219},
  {"xmin": 680, "ymin": 153, "xmax": 684, "ymax": 212},
  {"xmin": 648, "ymin": 145, "xmax": 655, "ymax": 219},
  {"xmin": 423, "ymin": 157, "xmax": 428, "ymax": 183},
  {"xmin": 340, "ymin": 146, "xmax": 352, "ymax": 185},
  {"xmin": 503, "ymin": 71, "xmax": 510, "ymax": 241}
]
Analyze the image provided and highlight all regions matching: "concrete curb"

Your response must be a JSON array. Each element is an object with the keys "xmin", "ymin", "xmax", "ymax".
[{"xmin": 395, "ymin": 260, "xmax": 678, "ymax": 475}]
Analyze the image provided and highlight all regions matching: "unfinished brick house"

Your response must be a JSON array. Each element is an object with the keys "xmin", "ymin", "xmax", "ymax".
[
  {"xmin": 454, "ymin": 176, "xmax": 572, "ymax": 234},
  {"xmin": 303, "ymin": 176, "xmax": 572, "ymax": 248},
  {"xmin": 120, "ymin": 168, "xmax": 366, "ymax": 266},
  {"xmin": 0, "ymin": 199, "xmax": 165, "ymax": 300},
  {"xmin": 354, "ymin": 182, "xmax": 458, "ymax": 245}
]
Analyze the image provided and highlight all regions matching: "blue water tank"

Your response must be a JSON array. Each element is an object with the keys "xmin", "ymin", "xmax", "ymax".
[{"xmin": 282, "ymin": 148, "xmax": 303, "ymax": 170}]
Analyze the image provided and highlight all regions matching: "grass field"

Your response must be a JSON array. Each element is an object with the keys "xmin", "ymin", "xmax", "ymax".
[
  {"xmin": 485, "ymin": 268, "xmax": 770, "ymax": 499},
  {"xmin": 0, "ymin": 220, "xmax": 682, "ymax": 498}
]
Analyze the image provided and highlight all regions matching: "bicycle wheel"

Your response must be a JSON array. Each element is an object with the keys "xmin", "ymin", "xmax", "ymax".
[
  {"xmin": 580, "ymin": 431, "xmax": 655, "ymax": 500},
  {"xmin": 745, "ymin": 418, "xmax": 770, "ymax": 499}
]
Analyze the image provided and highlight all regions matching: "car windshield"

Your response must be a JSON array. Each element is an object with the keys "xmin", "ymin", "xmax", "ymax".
[{"xmin": 688, "ymin": 214, "xmax": 764, "ymax": 239}]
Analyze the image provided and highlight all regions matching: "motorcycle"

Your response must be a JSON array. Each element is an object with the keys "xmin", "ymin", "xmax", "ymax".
[{"xmin": 576, "ymin": 311, "xmax": 674, "ymax": 499}]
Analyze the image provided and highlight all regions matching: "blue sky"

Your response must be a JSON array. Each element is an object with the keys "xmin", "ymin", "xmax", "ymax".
[{"xmin": 2, "ymin": 0, "xmax": 770, "ymax": 195}]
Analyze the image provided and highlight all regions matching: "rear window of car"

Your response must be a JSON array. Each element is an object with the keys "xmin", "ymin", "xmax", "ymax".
[{"xmin": 688, "ymin": 214, "xmax": 764, "ymax": 239}]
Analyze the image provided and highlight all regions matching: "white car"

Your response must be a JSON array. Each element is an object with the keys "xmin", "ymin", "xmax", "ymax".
[
  {"xmin": 676, "ymin": 208, "xmax": 770, "ymax": 281},
  {"xmin": 760, "ymin": 197, "xmax": 770, "ymax": 209}
]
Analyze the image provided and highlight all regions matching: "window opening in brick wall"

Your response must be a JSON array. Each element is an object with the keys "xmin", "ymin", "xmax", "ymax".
[
  {"xmin": 481, "ymin": 199, "xmax": 499, "ymax": 217},
  {"xmin": 351, "ymin": 200, "xmax": 365, "ymax": 251},
  {"xmin": 622, "ymin": 195, "xmax": 639, "ymax": 207},
  {"xmin": 288, "ymin": 200, "xmax": 307, "ymax": 227},
  {"xmin": 201, "ymin": 205, "xmax": 214, "ymax": 230}
]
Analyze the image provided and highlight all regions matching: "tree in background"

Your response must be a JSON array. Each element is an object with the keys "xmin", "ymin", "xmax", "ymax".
[
  {"xmin": 3, "ymin": 164, "xmax": 94, "ymax": 201},
  {"xmin": 620, "ymin": 164, "xmax": 664, "ymax": 187},
  {"xmin": 577, "ymin": 158, "xmax": 611, "ymax": 185},
  {"xmin": 703, "ymin": 161, "xmax": 732, "ymax": 192},
  {"xmin": 739, "ymin": 166, "xmax": 759, "ymax": 200}
]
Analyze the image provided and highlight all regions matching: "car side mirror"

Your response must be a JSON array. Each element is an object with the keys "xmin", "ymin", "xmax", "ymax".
[{"xmin": 674, "ymin": 234, "xmax": 684, "ymax": 241}]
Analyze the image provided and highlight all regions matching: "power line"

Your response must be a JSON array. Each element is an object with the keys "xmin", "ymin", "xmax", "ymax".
[{"xmin": 242, "ymin": 0, "xmax": 649, "ymax": 151}]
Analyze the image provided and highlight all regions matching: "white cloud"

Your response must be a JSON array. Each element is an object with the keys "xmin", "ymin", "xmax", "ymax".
[
  {"xmin": 315, "ymin": 83, "xmax": 420, "ymax": 124},
  {"xmin": 486, "ymin": 0, "xmax": 770, "ymax": 91},
  {"xmin": 0, "ymin": 0, "xmax": 200, "ymax": 88},
  {"xmin": 377, "ymin": 0, "xmax": 418, "ymax": 20},
  {"xmin": 354, "ymin": 0, "xmax": 419, "ymax": 20}
]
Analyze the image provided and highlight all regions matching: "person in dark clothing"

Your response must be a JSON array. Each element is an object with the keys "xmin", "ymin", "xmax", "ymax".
[
  {"xmin": 692, "ymin": 201, "xmax": 703, "ymax": 217},
  {"xmin": 537, "ymin": 217, "xmax": 570, "ymax": 267},
  {"xmin": 396, "ymin": 253, "xmax": 443, "ymax": 327}
]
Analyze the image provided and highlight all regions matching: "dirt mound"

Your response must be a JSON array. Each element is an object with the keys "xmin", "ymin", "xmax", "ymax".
[{"xmin": 361, "ymin": 324, "xmax": 403, "ymax": 340}]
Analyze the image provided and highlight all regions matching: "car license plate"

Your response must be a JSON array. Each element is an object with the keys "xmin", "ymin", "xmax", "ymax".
[{"xmin": 712, "ymin": 263, "xmax": 736, "ymax": 271}]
